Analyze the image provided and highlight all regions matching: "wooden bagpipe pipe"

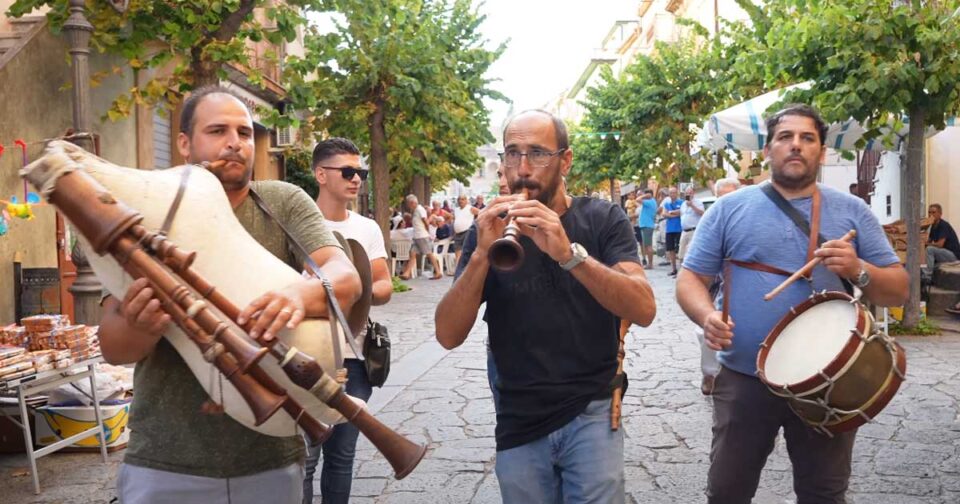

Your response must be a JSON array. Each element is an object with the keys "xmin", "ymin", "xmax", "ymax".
[{"xmin": 22, "ymin": 141, "xmax": 425, "ymax": 478}]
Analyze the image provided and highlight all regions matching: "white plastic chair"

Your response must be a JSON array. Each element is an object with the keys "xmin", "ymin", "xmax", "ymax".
[
  {"xmin": 434, "ymin": 237, "xmax": 454, "ymax": 276},
  {"xmin": 391, "ymin": 239, "xmax": 413, "ymax": 277}
]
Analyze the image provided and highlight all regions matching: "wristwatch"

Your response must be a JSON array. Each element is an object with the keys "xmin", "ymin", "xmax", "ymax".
[
  {"xmin": 852, "ymin": 260, "xmax": 871, "ymax": 288},
  {"xmin": 560, "ymin": 243, "xmax": 588, "ymax": 271}
]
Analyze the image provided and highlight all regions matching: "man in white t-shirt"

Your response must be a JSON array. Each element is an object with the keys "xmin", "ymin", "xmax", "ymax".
[
  {"xmin": 399, "ymin": 194, "xmax": 442, "ymax": 280},
  {"xmin": 452, "ymin": 194, "xmax": 479, "ymax": 266},
  {"xmin": 678, "ymin": 186, "xmax": 704, "ymax": 263},
  {"xmin": 304, "ymin": 138, "xmax": 392, "ymax": 504}
]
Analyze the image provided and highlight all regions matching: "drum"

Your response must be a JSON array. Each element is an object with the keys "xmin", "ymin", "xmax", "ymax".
[{"xmin": 757, "ymin": 291, "xmax": 907, "ymax": 436}]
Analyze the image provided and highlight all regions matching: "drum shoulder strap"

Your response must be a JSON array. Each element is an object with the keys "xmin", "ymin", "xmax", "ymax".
[{"xmin": 759, "ymin": 183, "xmax": 853, "ymax": 295}]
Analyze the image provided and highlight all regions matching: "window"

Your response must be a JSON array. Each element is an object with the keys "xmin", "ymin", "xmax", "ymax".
[{"xmin": 153, "ymin": 108, "xmax": 172, "ymax": 169}]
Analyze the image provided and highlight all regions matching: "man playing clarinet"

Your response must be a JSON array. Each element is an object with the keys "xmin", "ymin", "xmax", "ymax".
[{"xmin": 435, "ymin": 109, "xmax": 656, "ymax": 503}]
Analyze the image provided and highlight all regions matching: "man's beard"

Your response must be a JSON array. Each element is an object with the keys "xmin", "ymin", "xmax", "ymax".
[
  {"xmin": 771, "ymin": 159, "xmax": 819, "ymax": 191},
  {"xmin": 511, "ymin": 174, "xmax": 561, "ymax": 205}
]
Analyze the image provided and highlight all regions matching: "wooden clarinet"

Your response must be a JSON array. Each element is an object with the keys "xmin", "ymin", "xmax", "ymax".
[
  {"xmin": 488, "ymin": 188, "xmax": 529, "ymax": 272},
  {"xmin": 611, "ymin": 319, "xmax": 630, "ymax": 430}
]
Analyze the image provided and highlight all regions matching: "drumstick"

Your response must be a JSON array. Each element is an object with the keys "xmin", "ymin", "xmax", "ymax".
[{"xmin": 763, "ymin": 229, "xmax": 857, "ymax": 301}]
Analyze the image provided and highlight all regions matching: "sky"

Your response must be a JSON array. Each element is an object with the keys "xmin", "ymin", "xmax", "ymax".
[
  {"xmin": 474, "ymin": 0, "xmax": 637, "ymax": 131},
  {"xmin": 308, "ymin": 1, "xmax": 638, "ymax": 134}
]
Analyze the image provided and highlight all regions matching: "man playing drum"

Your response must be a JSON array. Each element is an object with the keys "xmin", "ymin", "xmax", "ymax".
[
  {"xmin": 303, "ymin": 137, "xmax": 392, "ymax": 503},
  {"xmin": 435, "ymin": 109, "xmax": 656, "ymax": 503},
  {"xmin": 99, "ymin": 86, "xmax": 361, "ymax": 503},
  {"xmin": 677, "ymin": 104, "xmax": 908, "ymax": 503}
]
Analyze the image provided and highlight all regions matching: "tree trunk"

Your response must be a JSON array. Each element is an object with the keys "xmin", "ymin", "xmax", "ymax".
[
  {"xmin": 191, "ymin": 48, "xmax": 221, "ymax": 87},
  {"xmin": 609, "ymin": 177, "xmax": 619, "ymax": 203},
  {"xmin": 902, "ymin": 105, "xmax": 925, "ymax": 328},
  {"xmin": 424, "ymin": 175, "xmax": 432, "ymax": 205},
  {"xmin": 411, "ymin": 174, "xmax": 426, "ymax": 204},
  {"xmin": 369, "ymin": 96, "xmax": 391, "ymax": 250}
]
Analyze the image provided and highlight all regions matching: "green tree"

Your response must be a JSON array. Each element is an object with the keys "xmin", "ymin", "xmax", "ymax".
[
  {"xmin": 617, "ymin": 37, "xmax": 728, "ymax": 185},
  {"xmin": 570, "ymin": 66, "xmax": 629, "ymax": 198},
  {"xmin": 8, "ymin": 0, "xmax": 316, "ymax": 116},
  {"xmin": 734, "ymin": 0, "xmax": 960, "ymax": 328},
  {"xmin": 283, "ymin": 0, "xmax": 505, "ymax": 242}
]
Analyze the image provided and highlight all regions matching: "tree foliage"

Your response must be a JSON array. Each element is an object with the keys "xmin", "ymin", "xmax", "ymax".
[
  {"xmin": 8, "ymin": 0, "xmax": 317, "ymax": 117},
  {"xmin": 569, "ymin": 66, "xmax": 628, "ymax": 195},
  {"xmin": 283, "ymin": 0, "xmax": 506, "ymax": 239},
  {"xmin": 574, "ymin": 23, "xmax": 759, "ymax": 189}
]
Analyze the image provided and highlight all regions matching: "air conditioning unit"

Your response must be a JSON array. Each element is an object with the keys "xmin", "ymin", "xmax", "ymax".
[{"xmin": 275, "ymin": 125, "xmax": 296, "ymax": 147}]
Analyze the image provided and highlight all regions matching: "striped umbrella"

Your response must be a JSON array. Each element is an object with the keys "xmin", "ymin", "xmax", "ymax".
[{"xmin": 699, "ymin": 84, "xmax": 954, "ymax": 152}]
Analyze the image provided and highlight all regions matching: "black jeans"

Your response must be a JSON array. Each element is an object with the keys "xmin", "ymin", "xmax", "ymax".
[{"xmin": 707, "ymin": 366, "xmax": 856, "ymax": 504}]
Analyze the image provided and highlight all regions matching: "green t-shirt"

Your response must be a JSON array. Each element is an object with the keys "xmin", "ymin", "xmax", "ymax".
[{"xmin": 124, "ymin": 180, "xmax": 339, "ymax": 478}]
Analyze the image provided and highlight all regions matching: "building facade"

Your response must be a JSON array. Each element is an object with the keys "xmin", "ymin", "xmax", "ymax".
[{"xmin": 0, "ymin": 2, "xmax": 303, "ymax": 323}]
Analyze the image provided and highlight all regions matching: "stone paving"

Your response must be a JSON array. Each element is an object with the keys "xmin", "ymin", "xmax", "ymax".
[{"xmin": 3, "ymin": 267, "xmax": 960, "ymax": 503}]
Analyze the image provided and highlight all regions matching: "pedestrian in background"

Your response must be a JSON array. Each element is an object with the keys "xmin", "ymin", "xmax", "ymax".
[{"xmin": 305, "ymin": 137, "xmax": 392, "ymax": 504}]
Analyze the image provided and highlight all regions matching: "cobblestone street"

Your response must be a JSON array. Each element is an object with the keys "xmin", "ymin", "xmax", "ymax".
[{"xmin": 3, "ymin": 267, "xmax": 960, "ymax": 503}]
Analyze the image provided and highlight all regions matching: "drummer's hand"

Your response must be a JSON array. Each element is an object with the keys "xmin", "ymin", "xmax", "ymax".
[
  {"xmin": 702, "ymin": 311, "xmax": 734, "ymax": 351},
  {"xmin": 238, "ymin": 286, "xmax": 306, "ymax": 343},
  {"xmin": 814, "ymin": 239, "xmax": 860, "ymax": 280},
  {"xmin": 509, "ymin": 200, "xmax": 572, "ymax": 263},
  {"xmin": 475, "ymin": 194, "xmax": 525, "ymax": 255}
]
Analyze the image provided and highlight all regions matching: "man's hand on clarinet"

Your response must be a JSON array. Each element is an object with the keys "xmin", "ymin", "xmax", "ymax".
[
  {"xmin": 237, "ymin": 286, "xmax": 306, "ymax": 343},
  {"xmin": 121, "ymin": 278, "xmax": 171, "ymax": 336},
  {"xmin": 509, "ymin": 200, "xmax": 572, "ymax": 263},
  {"xmin": 702, "ymin": 310, "xmax": 735, "ymax": 351},
  {"xmin": 474, "ymin": 194, "xmax": 524, "ymax": 256}
]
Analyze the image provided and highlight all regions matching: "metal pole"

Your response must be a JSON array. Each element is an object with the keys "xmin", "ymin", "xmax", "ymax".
[{"xmin": 62, "ymin": 0, "xmax": 101, "ymax": 325}]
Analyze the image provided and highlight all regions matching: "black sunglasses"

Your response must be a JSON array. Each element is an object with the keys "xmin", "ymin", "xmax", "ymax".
[{"xmin": 320, "ymin": 166, "xmax": 369, "ymax": 181}]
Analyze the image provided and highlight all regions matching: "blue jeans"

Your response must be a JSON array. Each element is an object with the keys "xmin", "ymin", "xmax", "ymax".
[
  {"xmin": 495, "ymin": 398, "xmax": 624, "ymax": 504},
  {"xmin": 303, "ymin": 359, "xmax": 372, "ymax": 504}
]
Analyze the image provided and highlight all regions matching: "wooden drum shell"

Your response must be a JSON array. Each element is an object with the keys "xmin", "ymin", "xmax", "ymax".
[{"xmin": 757, "ymin": 292, "xmax": 907, "ymax": 435}]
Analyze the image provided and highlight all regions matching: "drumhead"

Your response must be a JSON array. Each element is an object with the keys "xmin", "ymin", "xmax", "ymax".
[{"xmin": 763, "ymin": 299, "xmax": 858, "ymax": 385}]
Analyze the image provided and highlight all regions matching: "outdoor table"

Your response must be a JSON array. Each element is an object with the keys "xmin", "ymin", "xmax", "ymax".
[{"xmin": 0, "ymin": 357, "xmax": 108, "ymax": 494}]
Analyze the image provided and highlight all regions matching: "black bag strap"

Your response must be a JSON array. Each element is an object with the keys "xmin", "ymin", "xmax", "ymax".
[
  {"xmin": 247, "ymin": 187, "xmax": 363, "ymax": 363},
  {"xmin": 760, "ymin": 183, "xmax": 854, "ymax": 294}
]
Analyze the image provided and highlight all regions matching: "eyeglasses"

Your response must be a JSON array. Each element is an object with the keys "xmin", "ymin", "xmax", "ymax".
[
  {"xmin": 498, "ymin": 149, "xmax": 566, "ymax": 168},
  {"xmin": 320, "ymin": 166, "xmax": 369, "ymax": 181}
]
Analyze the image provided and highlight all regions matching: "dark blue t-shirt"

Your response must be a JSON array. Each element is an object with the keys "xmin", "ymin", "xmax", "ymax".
[
  {"xmin": 929, "ymin": 219, "xmax": 960, "ymax": 259},
  {"xmin": 455, "ymin": 197, "xmax": 641, "ymax": 451}
]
